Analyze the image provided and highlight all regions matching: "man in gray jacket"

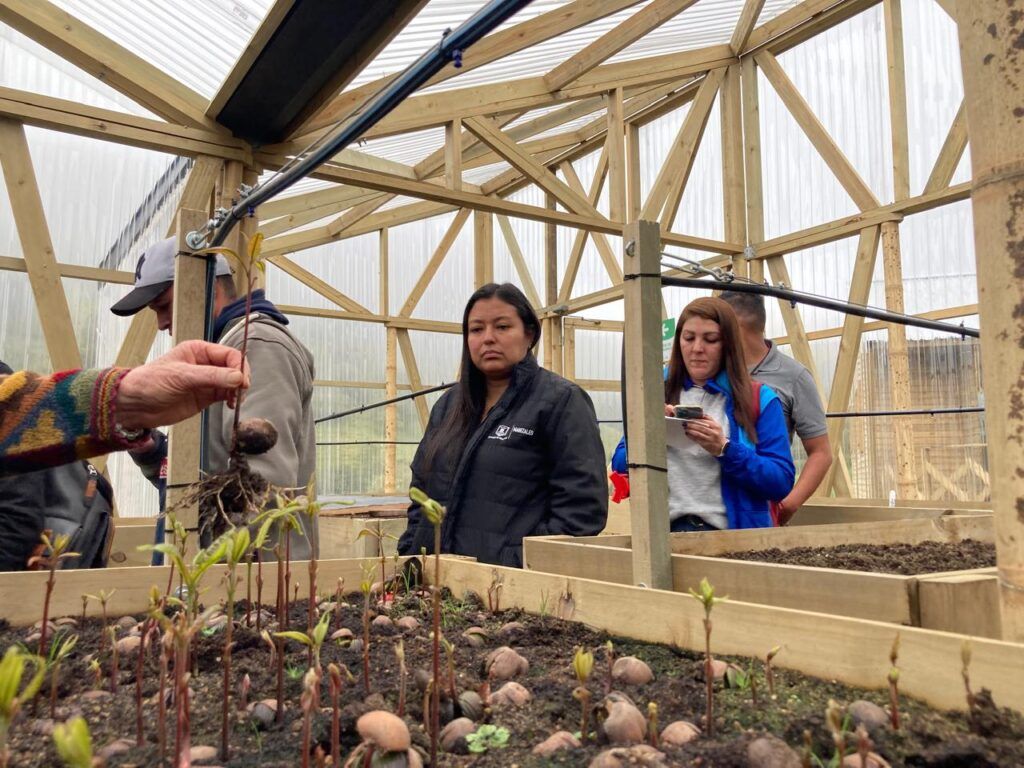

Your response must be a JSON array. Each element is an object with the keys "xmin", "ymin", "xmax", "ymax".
[{"xmin": 111, "ymin": 237, "xmax": 318, "ymax": 558}]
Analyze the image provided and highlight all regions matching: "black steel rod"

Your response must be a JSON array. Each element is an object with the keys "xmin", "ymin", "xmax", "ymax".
[
  {"xmin": 659, "ymin": 276, "xmax": 980, "ymax": 338},
  {"xmin": 317, "ymin": 441, "xmax": 422, "ymax": 446},
  {"xmin": 315, "ymin": 382, "xmax": 455, "ymax": 424},
  {"xmin": 206, "ymin": 0, "xmax": 536, "ymax": 248},
  {"xmin": 827, "ymin": 406, "xmax": 984, "ymax": 418}
]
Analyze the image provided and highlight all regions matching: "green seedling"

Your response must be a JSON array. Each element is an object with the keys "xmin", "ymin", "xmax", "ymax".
[
  {"xmin": 28, "ymin": 532, "xmax": 78, "ymax": 662},
  {"xmin": 52, "ymin": 715, "xmax": 94, "ymax": 768},
  {"xmin": 276, "ymin": 608, "xmax": 333, "ymax": 675},
  {"xmin": 0, "ymin": 647, "xmax": 45, "ymax": 768},
  {"xmin": 395, "ymin": 640, "xmax": 408, "ymax": 717},
  {"xmin": 359, "ymin": 561, "xmax": 375, "ymax": 695},
  {"xmin": 572, "ymin": 646, "xmax": 594, "ymax": 746},
  {"xmin": 410, "ymin": 486, "xmax": 446, "ymax": 768},
  {"xmin": 689, "ymin": 577, "xmax": 726, "ymax": 738},
  {"xmin": 135, "ymin": 587, "xmax": 161, "ymax": 747},
  {"xmin": 647, "ymin": 701, "xmax": 659, "ymax": 747},
  {"xmin": 84, "ymin": 589, "xmax": 115, "ymax": 658},
  {"xmin": 888, "ymin": 633, "xmax": 901, "ymax": 730},
  {"xmin": 87, "ymin": 659, "xmax": 102, "ymax": 690},
  {"xmin": 213, "ymin": 526, "xmax": 252, "ymax": 762},
  {"xmin": 357, "ymin": 519, "xmax": 398, "ymax": 603},
  {"xmin": 142, "ymin": 515, "xmax": 228, "ymax": 620},
  {"xmin": 45, "ymin": 632, "xmax": 77, "ymax": 719},
  {"xmin": 604, "ymin": 640, "xmax": 615, "ymax": 696},
  {"xmin": 465, "ymin": 724, "xmax": 510, "ymax": 754}
]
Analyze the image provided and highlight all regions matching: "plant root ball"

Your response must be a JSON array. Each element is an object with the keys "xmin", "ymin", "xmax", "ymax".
[{"xmin": 235, "ymin": 418, "xmax": 278, "ymax": 455}]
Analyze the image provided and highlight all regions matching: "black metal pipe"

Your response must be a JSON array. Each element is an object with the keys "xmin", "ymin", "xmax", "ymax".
[
  {"xmin": 206, "ymin": 0, "xmax": 537, "ymax": 249},
  {"xmin": 826, "ymin": 406, "xmax": 984, "ymax": 418},
  {"xmin": 659, "ymin": 276, "xmax": 980, "ymax": 338},
  {"xmin": 315, "ymin": 382, "xmax": 455, "ymax": 425},
  {"xmin": 317, "ymin": 441, "xmax": 422, "ymax": 446}
]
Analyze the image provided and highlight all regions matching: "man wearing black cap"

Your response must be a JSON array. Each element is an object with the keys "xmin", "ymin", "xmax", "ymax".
[{"xmin": 112, "ymin": 237, "xmax": 318, "ymax": 558}]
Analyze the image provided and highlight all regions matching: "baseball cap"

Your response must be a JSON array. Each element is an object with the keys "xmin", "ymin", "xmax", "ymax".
[{"xmin": 110, "ymin": 237, "xmax": 234, "ymax": 316}]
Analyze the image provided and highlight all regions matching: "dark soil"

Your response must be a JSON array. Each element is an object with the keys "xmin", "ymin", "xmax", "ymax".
[
  {"xmin": 718, "ymin": 540, "xmax": 996, "ymax": 575},
  {"xmin": 3, "ymin": 582, "xmax": 1022, "ymax": 767}
]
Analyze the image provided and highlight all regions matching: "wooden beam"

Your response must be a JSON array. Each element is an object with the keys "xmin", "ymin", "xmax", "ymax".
[
  {"xmin": 883, "ymin": 0, "xmax": 911, "ymax": 200},
  {"xmin": 544, "ymin": 194, "xmax": 558, "ymax": 371},
  {"xmin": 720, "ymin": 63, "xmax": 747, "ymax": 276},
  {"xmin": 496, "ymin": 215, "xmax": 542, "ymax": 309},
  {"xmin": 379, "ymin": 227, "xmax": 389, "ymax": 317},
  {"xmin": 445, "ymin": 119, "xmax": 462, "ymax": 191},
  {"xmin": 544, "ymin": 0, "xmax": 700, "ymax": 92},
  {"xmin": 642, "ymin": 68, "xmax": 725, "ymax": 222},
  {"xmin": 559, "ymin": 149, "xmax": 611, "ymax": 302},
  {"xmin": 606, "ymin": 88, "xmax": 627, "ymax": 223},
  {"xmin": 763, "ymin": 256, "xmax": 822, "ymax": 401},
  {"xmin": 258, "ymin": 192, "xmax": 381, "ymax": 238},
  {"xmin": 622, "ymin": 220, "xmax": 671, "ymax": 590},
  {"xmin": 0, "ymin": 118, "xmax": 81, "ymax": 370},
  {"xmin": 268, "ymin": 255, "xmax": 371, "ymax": 314},
  {"xmin": 744, "ymin": 0, "xmax": 881, "ymax": 57},
  {"xmin": 0, "ymin": 255, "xmax": 133, "ymax": 285},
  {"xmin": 399, "ymin": 208, "xmax": 471, "ymax": 317},
  {"xmin": 924, "ymin": 102, "xmax": 968, "ymax": 194},
  {"xmin": 822, "ymin": 226, "xmax": 881, "ymax": 494},
  {"xmin": 395, "ymin": 329, "xmax": 430, "ymax": 429},
  {"xmin": 741, "ymin": 56, "xmax": 766, "ymax": 283},
  {"xmin": 730, "ymin": 0, "xmax": 767, "ymax": 55},
  {"xmin": 299, "ymin": 0, "xmax": 647, "ymax": 135},
  {"xmin": 0, "ymin": 0, "xmax": 220, "ymax": 131},
  {"xmin": 879, "ymin": 221, "xmax": 918, "ymax": 499},
  {"xmin": 327, "ymin": 194, "xmax": 397, "ymax": 237},
  {"xmin": 474, "ymin": 210, "xmax": 494, "ymax": 288},
  {"xmin": 625, "ymin": 122, "xmax": 642, "ymax": 220},
  {"xmin": 754, "ymin": 182, "xmax": 971, "ymax": 258},
  {"xmin": 755, "ymin": 50, "xmax": 880, "ymax": 211},
  {"xmin": 296, "ymin": 44, "xmax": 737, "ymax": 143},
  {"xmin": 384, "ymin": 327, "xmax": 398, "ymax": 494},
  {"xmin": 560, "ymin": 159, "xmax": 623, "ymax": 285},
  {"xmin": 0, "ymin": 87, "xmax": 249, "ymax": 161}
]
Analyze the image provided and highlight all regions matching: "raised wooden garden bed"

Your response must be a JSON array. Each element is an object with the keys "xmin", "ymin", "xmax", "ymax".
[{"xmin": 523, "ymin": 514, "xmax": 1001, "ymax": 638}]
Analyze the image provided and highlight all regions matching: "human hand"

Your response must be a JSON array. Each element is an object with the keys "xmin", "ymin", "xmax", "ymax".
[
  {"xmin": 775, "ymin": 497, "xmax": 796, "ymax": 526},
  {"xmin": 683, "ymin": 415, "xmax": 727, "ymax": 456},
  {"xmin": 116, "ymin": 340, "xmax": 250, "ymax": 429},
  {"xmin": 664, "ymin": 404, "xmax": 676, "ymax": 417}
]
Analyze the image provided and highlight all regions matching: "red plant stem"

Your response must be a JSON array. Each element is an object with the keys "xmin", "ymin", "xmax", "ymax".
[
  {"xmin": 221, "ymin": 570, "xmax": 236, "ymax": 762},
  {"xmin": 275, "ymin": 543, "xmax": 286, "ymax": 724},
  {"xmin": 49, "ymin": 660, "xmax": 60, "ymax": 719},
  {"xmin": 398, "ymin": 665, "xmax": 406, "ymax": 717},
  {"xmin": 766, "ymin": 658, "xmax": 775, "ymax": 698},
  {"xmin": 246, "ymin": 556, "xmax": 253, "ymax": 627},
  {"xmin": 175, "ymin": 634, "xmax": 191, "ymax": 768},
  {"xmin": 301, "ymin": 711, "xmax": 311, "ymax": 768},
  {"xmin": 330, "ymin": 680, "xmax": 340, "ymax": 761},
  {"xmin": 136, "ymin": 618, "xmax": 153, "ymax": 746},
  {"xmin": 158, "ymin": 645, "xmax": 168, "ymax": 766},
  {"xmin": 110, "ymin": 630, "xmax": 120, "ymax": 694},
  {"xmin": 39, "ymin": 564, "xmax": 55, "ymax": 660},
  {"xmin": 362, "ymin": 593, "xmax": 371, "ymax": 696},
  {"xmin": 99, "ymin": 604, "xmax": 109, "ymax": 657},
  {"xmin": 307, "ymin": 555, "xmax": 317, "ymax": 668},
  {"xmin": 230, "ymin": 270, "xmax": 256, "ymax": 444},
  {"xmin": 580, "ymin": 692, "xmax": 591, "ymax": 745},
  {"xmin": 165, "ymin": 558, "xmax": 176, "ymax": 599},
  {"xmin": 704, "ymin": 618, "xmax": 714, "ymax": 738},
  {"xmin": 889, "ymin": 680, "xmax": 901, "ymax": 730},
  {"xmin": 256, "ymin": 554, "xmax": 264, "ymax": 632},
  {"xmin": 605, "ymin": 648, "xmax": 615, "ymax": 696},
  {"xmin": 430, "ymin": 522, "xmax": 442, "ymax": 768},
  {"xmin": 284, "ymin": 534, "xmax": 292, "ymax": 629}
]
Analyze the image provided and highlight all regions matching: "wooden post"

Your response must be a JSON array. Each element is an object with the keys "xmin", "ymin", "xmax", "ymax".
[
  {"xmin": 544, "ymin": 193, "xmax": 559, "ymax": 371},
  {"xmin": 622, "ymin": 220, "xmax": 671, "ymax": 590},
  {"xmin": 381, "ymin": 227, "xmax": 397, "ymax": 494},
  {"xmin": 606, "ymin": 87, "xmax": 626, "ymax": 223},
  {"xmin": 166, "ymin": 208, "xmax": 212, "ymax": 541},
  {"xmin": 721, "ymin": 63, "xmax": 747, "ymax": 278},
  {"xmin": 626, "ymin": 123, "xmax": 642, "ymax": 222},
  {"xmin": 445, "ymin": 118, "xmax": 462, "ymax": 191},
  {"xmin": 957, "ymin": 0, "xmax": 1024, "ymax": 641},
  {"xmin": 883, "ymin": 0, "xmax": 910, "ymax": 201},
  {"xmin": 740, "ymin": 56, "xmax": 765, "ymax": 284},
  {"xmin": 473, "ymin": 209, "xmax": 493, "ymax": 288},
  {"xmin": 384, "ymin": 328, "xmax": 398, "ymax": 494},
  {"xmin": 879, "ymin": 222, "xmax": 918, "ymax": 499},
  {"xmin": 563, "ymin": 323, "xmax": 577, "ymax": 382}
]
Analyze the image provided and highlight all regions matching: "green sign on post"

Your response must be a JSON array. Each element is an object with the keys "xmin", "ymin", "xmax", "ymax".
[{"xmin": 662, "ymin": 317, "xmax": 675, "ymax": 365}]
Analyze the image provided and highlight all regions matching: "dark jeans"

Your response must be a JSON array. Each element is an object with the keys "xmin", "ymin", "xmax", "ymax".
[{"xmin": 670, "ymin": 514, "xmax": 722, "ymax": 533}]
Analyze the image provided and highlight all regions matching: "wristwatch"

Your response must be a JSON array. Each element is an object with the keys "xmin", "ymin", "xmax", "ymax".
[{"xmin": 716, "ymin": 439, "xmax": 730, "ymax": 458}]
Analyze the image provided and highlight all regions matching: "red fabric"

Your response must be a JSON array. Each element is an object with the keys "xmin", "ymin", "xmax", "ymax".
[{"xmin": 610, "ymin": 471, "xmax": 630, "ymax": 503}]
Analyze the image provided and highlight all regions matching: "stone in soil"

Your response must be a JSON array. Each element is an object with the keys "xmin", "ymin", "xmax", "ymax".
[{"xmin": 747, "ymin": 735, "xmax": 803, "ymax": 768}]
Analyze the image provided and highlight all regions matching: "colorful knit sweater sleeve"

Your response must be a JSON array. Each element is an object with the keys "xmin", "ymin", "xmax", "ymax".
[{"xmin": 0, "ymin": 367, "xmax": 136, "ymax": 475}]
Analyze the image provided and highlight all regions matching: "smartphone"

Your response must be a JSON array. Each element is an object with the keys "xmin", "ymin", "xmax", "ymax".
[{"xmin": 673, "ymin": 405, "xmax": 703, "ymax": 421}]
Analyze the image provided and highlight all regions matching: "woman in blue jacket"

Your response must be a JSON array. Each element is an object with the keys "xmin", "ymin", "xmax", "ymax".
[{"xmin": 612, "ymin": 297, "xmax": 794, "ymax": 531}]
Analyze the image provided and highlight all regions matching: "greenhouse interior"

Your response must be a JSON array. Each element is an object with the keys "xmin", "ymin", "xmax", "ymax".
[{"xmin": 0, "ymin": 0, "xmax": 1023, "ymax": 765}]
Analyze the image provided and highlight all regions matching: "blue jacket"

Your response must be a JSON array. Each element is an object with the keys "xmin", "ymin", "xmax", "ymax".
[{"xmin": 611, "ymin": 371, "xmax": 795, "ymax": 529}]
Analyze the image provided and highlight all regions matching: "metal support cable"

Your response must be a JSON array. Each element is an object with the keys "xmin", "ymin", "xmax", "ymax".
[{"xmin": 315, "ymin": 382, "xmax": 455, "ymax": 425}]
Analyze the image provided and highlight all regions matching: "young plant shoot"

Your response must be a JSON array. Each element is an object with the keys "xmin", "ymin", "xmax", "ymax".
[
  {"xmin": 51, "ymin": 716, "xmax": 94, "ymax": 768},
  {"xmin": 0, "ymin": 647, "xmax": 45, "ymax": 768},
  {"xmin": 28, "ymin": 532, "xmax": 78, "ymax": 662},
  {"xmin": 888, "ymin": 633, "xmax": 901, "ymax": 730},
  {"xmin": 689, "ymin": 577, "xmax": 726, "ymax": 738},
  {"xmin": 572, "ymin": 646, "xmax": 595, "ymax": 745}
]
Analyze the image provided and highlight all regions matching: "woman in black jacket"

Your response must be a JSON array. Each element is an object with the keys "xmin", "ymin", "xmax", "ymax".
[{"xmin": 397, "ymin": 283, "xmax": 608, "ymax": 567}]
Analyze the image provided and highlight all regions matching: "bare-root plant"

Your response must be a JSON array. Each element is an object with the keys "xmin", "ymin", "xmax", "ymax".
[{"xmin": 689, "ymin": 577, "xmax": 726, "ymax": 738}]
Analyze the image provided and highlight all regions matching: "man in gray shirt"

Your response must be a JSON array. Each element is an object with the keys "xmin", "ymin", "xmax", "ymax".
[{"xmin": 720, "ymin": 292, "xmax": 832, "ymax": 525}]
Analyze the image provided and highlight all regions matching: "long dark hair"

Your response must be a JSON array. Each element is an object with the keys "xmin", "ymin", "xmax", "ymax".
[
  {"xmin": 664, "ymin": 297, "xmax": 758, "ymax": 442},
  {"xmin": 421, "ymin": 283, "xmax": 541, "ymax": 471}
]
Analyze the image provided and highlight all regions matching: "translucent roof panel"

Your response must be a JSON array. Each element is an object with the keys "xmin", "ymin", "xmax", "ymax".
[
  {"xmin": 608, "ymin": 0, "xmax": 805, "ymax": 64},
  {"xmin": 51, "ymin": 0, "xmax": 275, "ymax": 100}
]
